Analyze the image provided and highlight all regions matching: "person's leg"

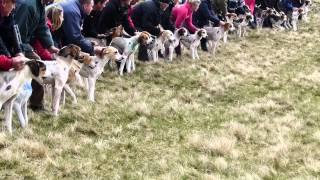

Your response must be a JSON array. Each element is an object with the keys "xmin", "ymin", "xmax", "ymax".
[
  {"xmin": 201, "ymin": 38, "xmax": 208, "ymax": 51},
  {"xmin": 24, "ymin": 51, "xmax": 45, "ymax": 111},
  {"xmin": 138, "ymin": 44, "xmax": 149, "ymax": 61},
  {"xmin": 175, "ymin": 43, "xmax": 181, "ymax": 57},
  {"xmin": 29, "ymin": 80, "xmax": 45, "ymax": 111}
]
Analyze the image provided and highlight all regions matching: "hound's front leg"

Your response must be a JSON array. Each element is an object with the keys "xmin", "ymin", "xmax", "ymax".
[
  {"xmin": 52, "ymin": 80, "xmax": 64, "ymax": 116},
  {"xmin": 4, "ymin": 96, "xmax": 15, "ymax": 133},
  {"xmin": 13, "ymin": 102, "xmax": 26, "ymax": 128},
  {"xmin": 223, "ymin": 32, "xmax": 228, "ymax": 43},
  {"xmin": 126, "ymin": 56, "xmax": 132, "ymax": 73},
  {"xmin": 64, "ymin": 84, "xmax": 77, "ymax": 104},
  {"xmin": 75, "ymin": 72, "xmax": 84, "ymax": 87},
  {"xmin": 22, "ymin": 101, "xmax": 28, "ymax": 127},
  {"xmin": 292, "ymin": 21, "xmax": 297, "ymax": 31},
  {"xmin": 243, "ymin": 28, "xmax": 247, "ymax": 37},
  {"xmin": 131, "ymin": 55, "xmax": 136, "ymax": 72},
  {"xmin": 237, "ymin": 28, "xmax": 241, "ymax": 38},
  {"xmin": 169, "ymin": 47, "xmax": 174, "ymax": 61},
  {"xmin": 88, "ymin": 77, "xmax": 96, "ymax": 102},
  {"xmin": 61, "ymin": 88, "xmax": 66, "ymax": 105},
  {"xmin": 152, "ymin": 50, "xmax": 157, "ymax": 62},
  {"xmin": 212, "ymin": 41, "xmax": 218, "ymax": 56},
  {"xmin": 119, "ymin": 58, "xmax": 126, "ymax": 76},
  {"xmin": 191, "ymin": 47, "xmax": 195, "ymax": 60}
]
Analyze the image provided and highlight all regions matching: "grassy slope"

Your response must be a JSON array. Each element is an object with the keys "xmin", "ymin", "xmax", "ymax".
[{"xmin": 1, "ymin": 3, "xmax": 320, "ymax": 179}]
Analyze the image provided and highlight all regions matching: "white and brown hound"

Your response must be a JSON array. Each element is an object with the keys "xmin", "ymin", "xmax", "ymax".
[
  {"xmin": 110, "ymin": 31, "xmax": 153, "ymax": 75},
  {"xmin": 0, "ymin": 60, "xmax": 46, "ymax": 133},
  {"xmin": 180, "ymin": 29, "xmax": 208, "ymax": 60}
]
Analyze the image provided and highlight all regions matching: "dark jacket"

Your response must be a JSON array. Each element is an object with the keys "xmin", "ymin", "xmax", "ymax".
[
  {"xmin": 82, "ymin": 10, "xmax": 101, "ymax": 38},
  {"xmin": 193, "ymin": 0, "xmax": 220, "ymax": 28},
  {"xmin": 281, "ymin": 0, "xmax": 304, "ymax": 12},
  {"xmin": 0, "ymin": 13, "xmax": 22, "ymax": 57},
  {"xmin": 160, "ymin": 2, "xmax": 175, "ymax": 31},
  {"xmin": 256, "ymin": 0, "xmax": 281, "ymax": 11},
  {"xmin": 98, "ymin": 0, "xmax": 136, "ymax": 35},
  {"xmin": 15, "ymin": 0, "xmax": 53, "ymax": 53},
  {"xmin": 227, "ymin": 0, "xmax": 245, "ymax": 12},
  {"xmin": 211, "ymin": 0, "xmax": 228, "ymax": 18},
  {"xmin": 131, "ymin": 0, "xmax": 162, "ymax": 36},
  {"xmin": 59, "ymin": 0, "xmax": 94, "ymax": 54}
]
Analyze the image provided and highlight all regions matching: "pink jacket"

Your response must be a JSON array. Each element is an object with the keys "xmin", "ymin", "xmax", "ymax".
[
  {"xmin": 244, "ymin": 0, "xmax": 255, "ymax": 14},
  {"xmin": 171, "ymin": 3, "xmax": 197, "ymax": 33}
]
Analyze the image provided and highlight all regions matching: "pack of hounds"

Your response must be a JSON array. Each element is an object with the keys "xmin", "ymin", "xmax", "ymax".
[{"xmin": 0, "ymin": 0, "xmax": 313, "ymax": 133}]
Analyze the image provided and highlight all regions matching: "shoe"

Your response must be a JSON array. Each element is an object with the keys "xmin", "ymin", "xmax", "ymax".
[{"xmin": 29, "ymin": 105, "xmax": 48, "ymax": 112}]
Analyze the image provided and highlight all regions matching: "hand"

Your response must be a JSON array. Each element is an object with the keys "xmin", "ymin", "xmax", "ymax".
[
  {"xmin": 134, "ymin": 31, "xmax": 141, "ymax": 35},
  {"xmin": 94, "ymin": 46, "xmax": 104, "ymax": 54},
  {"xmin": 292, "ymin": 7, "xmax": 299, "ymax": 11},
  {"xmin": 15, "ymin": 53, "xmax": 25, "ymax": 57},
  {"xmin": 219, "ymin": 21, "xmax": 226, "ymax": 26},
  {"xmin": 48, "ymin": 46, "xmax": 59, "ymax": 53},
  {"xmin": 11, "ymin": 56, "xmax": 25, "ymax": 70}
]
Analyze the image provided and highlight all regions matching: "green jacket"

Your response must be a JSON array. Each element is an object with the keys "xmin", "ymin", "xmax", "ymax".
[
  {"xmin": 15, "ymin": 0, "xmax": 53, "ymax": 52},
  {"xmin": 211, "ymin": 0, "xmax": 228, "ymax": 16}
]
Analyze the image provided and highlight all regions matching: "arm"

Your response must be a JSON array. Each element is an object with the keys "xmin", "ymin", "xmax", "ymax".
[
  {"xmin": 123, "ymin": 12, "xmax": 137, "ymax": 36},
  {"xmin": 62, "ymin": 10, "xmax": 94, "ymax": 54},
  {"xmin": 0, "ymin": 55, "xmax": 13, "ymax": 71},
  {"xmin": 127, "ymin": 6, "xmax": 136, "ymax": 29},
  {"xmin": 174, "ymin": 10, "xmax": 188, "ymax": 28},
  {"xmin": 32, "ymin": 39, "xmax": 53, "ymax": 60},
  {"xmin": 201, "ymin": 2, "xmax": 221, "ymax": 24},
  {"xmin": 14, "ymin": 3, "xmax": 34, "ymax": 52},
  {"xmin": 283, "ymin": 0, "xmax": 293, "ymax": 9},
  {"xmin": 9, "ymin": 13, "xmax": 22, "ymax": 55},
  {"xmin": 186, "ymin": 13, "xmax": 197, "ymax": 33},
  {"xmin": 141, "ymin": 11, "xmax": 161, "ymax": 36},
  {"xmin": 82, "ymin": 14, "xmax": 98, "ymax": 38},
  {"xmin": 35, "ymin": 4, "xmax": 54, "ymax": 49}
]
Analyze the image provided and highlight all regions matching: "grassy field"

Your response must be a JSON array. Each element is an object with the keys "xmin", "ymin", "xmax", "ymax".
[{"xmin": 1, "ymin": 3, "xmax": 320, "ymax": 180}]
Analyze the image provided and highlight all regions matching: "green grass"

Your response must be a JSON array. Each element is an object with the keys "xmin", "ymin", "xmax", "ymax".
[{"xmin": 1, "ymin": 3, "xmax": 320, "ymax": 179}]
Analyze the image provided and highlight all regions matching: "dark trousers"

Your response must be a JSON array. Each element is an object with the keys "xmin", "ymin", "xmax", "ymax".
[
  {"xmin": 25, "ymin": 51, "xmax": 44, "ymax": 108},
  {"xmin": 138, "ymin": 44, "xmax": 149, "ymax": 61},
  {"xmin": 175, "ymin": 43, "xmax": 181, "ymax": 56},
  {"xmin": 201, "ymin": 38, "xmax": 208, "ymax": 51},
  {"xmin": 29, "ymin": 79, "xmax": 44, "ymax": 108}
]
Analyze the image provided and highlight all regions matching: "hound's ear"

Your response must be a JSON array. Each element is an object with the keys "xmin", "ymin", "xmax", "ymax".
[
  {"xmin": 138, "ymin": 35, "xmax": 144, "ymax": 44},
  {"xmin": 83, "ymin": 55, "xmax": 93, "ymax": 65},
  {"xmin": 223, "ymin": 23, "xmax": 231, "ymax": 31},
  {"xmin": 158, "ymin": 30, "xmax": 164, "ymax": 38},
  {"xmin": 58, "ymin": 46, "xmax": 70, "ymax": 57},
  {"xmin": 178, "ymin": 28, "xmax": 185, "ymax": 36},
  {"xmin": 197, "ymin": 30, "xmax": 202, "ymax": 37},
  {"xmin": 99, "ymin": 47, "xmax": 109, "ymax": 57},
  {"xmin": 138, "ymin": 32, "xmax": 149, "ymax": 44},
  {"xmin": 69, "ymin": 44, "xmax": 81, "ymax": 58},
  {"xmin": 26, "ymin": 60, "xmax": 43, "ymax": 77}
]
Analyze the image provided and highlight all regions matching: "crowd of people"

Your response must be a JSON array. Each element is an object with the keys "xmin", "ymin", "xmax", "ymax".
[{"xmin": 0, "ymin": 0, "xmax": 307, "ymax": 113}]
